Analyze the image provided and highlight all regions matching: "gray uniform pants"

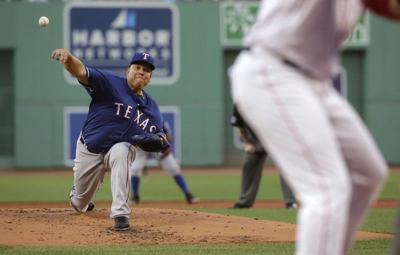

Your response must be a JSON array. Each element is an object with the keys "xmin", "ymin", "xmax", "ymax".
[
  {"xmin": 70, "ymin": 138, "xmax": 135, "ymax": 218},
  {"xmin": 237, "ymin": 151, "xmax": 296, "ymax": 207}
]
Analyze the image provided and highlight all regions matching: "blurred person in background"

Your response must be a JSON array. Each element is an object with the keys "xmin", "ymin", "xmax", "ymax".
[
  {"xmin": 130, "ymin": 121, "xmax": 199, "ymax": 205},
  {"xmin": 230, "ymin": 104, "xmax": 297, "ymax": 209}
]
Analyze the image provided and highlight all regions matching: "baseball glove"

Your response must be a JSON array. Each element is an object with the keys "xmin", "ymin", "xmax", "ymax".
[{"xmin": 131, "ymin": 132, "xmax": 170, "ymax": 152}]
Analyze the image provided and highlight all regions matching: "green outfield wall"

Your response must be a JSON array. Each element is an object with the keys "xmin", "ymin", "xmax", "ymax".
[{"xmin": 0, "ymin": 2, "xmax": 400, "ymax": 168}]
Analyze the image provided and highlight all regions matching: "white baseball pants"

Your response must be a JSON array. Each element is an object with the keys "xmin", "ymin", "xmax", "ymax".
[{"xmin": 130, "ymin": 148, "xmax": 181, "ymax": 176}]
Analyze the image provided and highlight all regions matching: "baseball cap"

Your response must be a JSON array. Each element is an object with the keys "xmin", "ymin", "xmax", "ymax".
[{"xmin": 130, "ymin": 52, "xmax": 155, "ymax": 70}]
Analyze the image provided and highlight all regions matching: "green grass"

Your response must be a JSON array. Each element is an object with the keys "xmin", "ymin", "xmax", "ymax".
[
  {"xmin": 362, "ymin": 208, "xmax": 397, "ymax": 233},
  {"xmin": 0, "ymin": 171, "xmax": 399, "ymax": 202},
  {"xmin": 0, "ymin": 240, "xmax": 392, "ymax": 255},
  {"xmin": 0, "ymin": 172, "xmax": 280, "ymax": 202},
  {"xmin": 350, "ymin": 239, "xmax": 391, "ymax": 255},
  {"xmin": 0, "ymin": 244, "xmax": 296, "ymax": 255},
  {"xmin": 381, "ymin": 172, "xmax": 400, "ymax": 199},
  {"xmin": 0, "ymin": 175, "xmax": 73, "ymax": 202}
]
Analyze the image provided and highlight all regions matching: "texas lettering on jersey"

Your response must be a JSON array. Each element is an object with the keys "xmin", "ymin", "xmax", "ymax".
[
  {"xmin": 80, "ymin": 67, "xmax": 164, "ymax": 152},
  {"xmin": 114, "ymin": 102, "xmax": 157, "ymax": 133}
]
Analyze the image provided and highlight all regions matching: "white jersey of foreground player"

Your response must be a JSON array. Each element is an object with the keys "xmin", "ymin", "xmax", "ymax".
[
  {"xmin": 230, "ymin": 1, "xmax": 388, "ymax": 255},
  {"xmin": 245, "ymin": 0, "xmax": 363, "ymax": 80}
]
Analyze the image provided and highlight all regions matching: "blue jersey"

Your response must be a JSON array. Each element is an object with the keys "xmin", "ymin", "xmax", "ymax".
[{"xmin": 80, "ymin": 67, "xmax": 164, "ymax": 152}]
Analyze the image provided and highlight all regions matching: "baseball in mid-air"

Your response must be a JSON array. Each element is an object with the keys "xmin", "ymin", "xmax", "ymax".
[{"xmin": 38, "ymin": 16, "xmax": 49, "ymax": 27}]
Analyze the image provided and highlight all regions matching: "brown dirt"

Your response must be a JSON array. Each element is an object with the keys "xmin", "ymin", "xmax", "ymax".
[{"xmin": 0, "ymin": 203, "xmax": 393, "ymax": 246}]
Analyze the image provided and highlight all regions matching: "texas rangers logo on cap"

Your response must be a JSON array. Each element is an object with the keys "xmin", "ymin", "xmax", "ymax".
[{"xmin": 130, "ymin": 52, "xmax": 155, "ymax": 70}]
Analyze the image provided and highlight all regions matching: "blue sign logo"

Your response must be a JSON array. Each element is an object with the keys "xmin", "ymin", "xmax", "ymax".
[{"xmin": 64, "ymin": 2, "xmax": 180, "ymax": 85}]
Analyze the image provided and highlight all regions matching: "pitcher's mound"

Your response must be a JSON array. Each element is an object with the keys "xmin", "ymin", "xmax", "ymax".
[{"xmin": 0, "ymin": 208, "xmax": 391, "ymax": 246}]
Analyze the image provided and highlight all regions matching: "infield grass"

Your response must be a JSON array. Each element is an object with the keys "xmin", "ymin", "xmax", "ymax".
[
  {"xmin": 0, "ymin": 240, "xmax": 391, "ymax": 255},
  {"xmin": 0, "ymin": 170, "xmax": 399, "ymax": 202}
]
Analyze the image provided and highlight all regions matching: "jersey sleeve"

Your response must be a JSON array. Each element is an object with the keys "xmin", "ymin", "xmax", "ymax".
[{"xmin": 81, "ymin": 67, "xmax": 112, "ymax": 96}]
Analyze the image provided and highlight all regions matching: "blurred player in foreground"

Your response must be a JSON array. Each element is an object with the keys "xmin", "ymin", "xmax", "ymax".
[
  {"xmin": 230, "ymin": 105, "xmax": 297, "ymax": 209},
  {"xmin": 130, "ymin": 122, "xmax": 199, "ymax": 204},
  {"xmin": 229, "ymin": 1, "xmax": 399, "ymax": 254},
  {"xmin": 52, "ymin": 49, "xmax": 168, "ymax": 231}
]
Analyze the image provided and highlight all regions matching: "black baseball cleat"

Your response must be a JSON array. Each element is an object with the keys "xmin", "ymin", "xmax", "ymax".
[
  {"xmin": 231, "ymin": 203, "xmax": 251, "ymax": 209},
  {"xmin": 185, "ymin": 192, "xmax": 199, "ymax": 204},
  {"xmin": 113, "ymin": 216, "xmax": 130, "ymax": 231},
  {"xmin": 86, "ymin": 202, "xmax": 95, "ymax": 211},
  {"xmin": 130, "ymin": 194, "xmax": 140, "ymax": 205}
]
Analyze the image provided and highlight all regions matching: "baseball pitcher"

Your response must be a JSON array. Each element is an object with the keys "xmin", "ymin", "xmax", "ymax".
[{"xmin": 52, "ymin": 49, "xmax": 168, "ymax": 231}]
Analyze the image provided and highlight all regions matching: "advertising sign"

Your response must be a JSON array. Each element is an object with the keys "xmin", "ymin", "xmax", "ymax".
[
  {"xmin": 220, "ymin": 2, "xmax": 369, "ymax": 48},
  {"xmin": 64, "ymin": 2, "xmax": 180, "ymax": 85}
]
